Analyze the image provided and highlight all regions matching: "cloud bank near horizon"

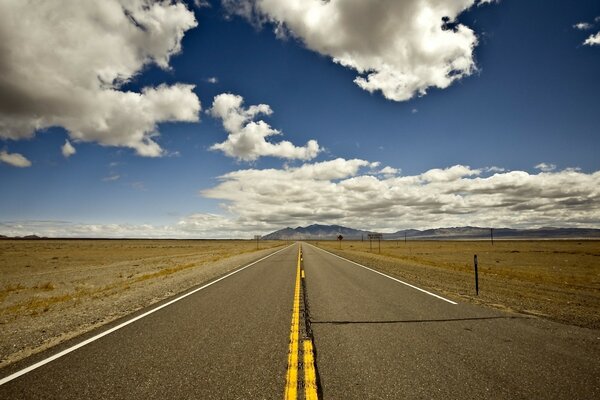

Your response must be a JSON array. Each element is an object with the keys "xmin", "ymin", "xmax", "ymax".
[{"xmin": 3, "ymin": 161, "xmax": 599, "ymax": 238}]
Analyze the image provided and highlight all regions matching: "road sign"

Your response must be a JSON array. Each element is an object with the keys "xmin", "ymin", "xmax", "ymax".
[
  {"xmin": 337, "ymin": 234, "xmax": 343, "ymax": 241},
  {"xmin": 368, "ymin": 233, "xmax": 382, "ymax": 253}
]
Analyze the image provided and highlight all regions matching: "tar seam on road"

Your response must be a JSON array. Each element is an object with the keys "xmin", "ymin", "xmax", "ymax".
[
  {"xmin": 284, "ymin": 245, "xmax": 319, "ymax": 400},
  {"xmin": 305, "ymin": 242, "xmax": 458, "ymax": 305},
  {"xmin": 0, "ymin": 244, "xmax": 294, "ymax": 387}
]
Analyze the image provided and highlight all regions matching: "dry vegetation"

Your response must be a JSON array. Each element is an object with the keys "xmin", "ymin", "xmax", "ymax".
[
  {"xmin": 315, "ymin": 240, "xmax": 600, "ymax": 330},
  {"xmin": 0, "ymin": 239, "xmax": 284, "ymax": 368}
]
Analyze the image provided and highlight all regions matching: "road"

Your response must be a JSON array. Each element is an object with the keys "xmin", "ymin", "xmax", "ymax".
[{"xmin": 1, "ymin": 243, "xmax": 599, "ymax": 399}]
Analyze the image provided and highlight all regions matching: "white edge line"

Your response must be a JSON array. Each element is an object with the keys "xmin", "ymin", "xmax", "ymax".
[
  {"xmin": 0, "ymin": 244, "xmax": 294, "ymax": 386},
  {"xmin": 305, "ymin": 243, "xmax": 457, "ymax": 305}
]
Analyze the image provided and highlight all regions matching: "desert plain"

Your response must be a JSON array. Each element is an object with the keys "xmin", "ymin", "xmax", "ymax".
[
  {"xmin": 316, "ymin": 239, "xmax": 600, "ymax": 329},
  {"xmin": 0, "ymin": 239, "xmax": 284, "ymax": 368},
  {"xmin": 1, "ymin": 238, "xmax": 599, "ymax": 371}
]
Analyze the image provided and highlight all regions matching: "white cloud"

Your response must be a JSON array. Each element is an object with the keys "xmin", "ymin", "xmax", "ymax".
[
  {"xmin": 535, "ymin": 162, "xmax": 557, "ymax": 172},
  {"xmin": 208, "ymin": 93, "xmax": 321, "ymax": 161},
  {"xmin": 584, "ymin": 32, "xmax": 600, "ymax": 46},
  {"xmin": 200, "ymin": 160, "xmax": 600, "ymax": 232},
  {"xmin": 223, "ymin": 0, "xmax": 492, "ymax": 101},
  {"xmin": 379, "ymin": 166, "xmax": 399, "ymax": 177},
  {"xmin": 0, "ymin": 150, "xmax": 31, "ymax": 168},
  {"xmin": 206, "ymin": 77, "xmax": 219, "ymax": 84},
  {"xmin": 102, "ymin": 174, "xmax": 121, "ymax": 182},
  {"xmin": 0, "ymin": 215, "xmax": 261, "ymax": 239},
  {"xmin": 0, "ymin": 1, "xmax": 200, "ymax": 157},
  {"xmin": 195, "ymin": 0, "xmax": 212, "ymax": 8},
  {"xmin": 61, "ymin": 140, "xmax": 76, "ymax": 158},
  {"xmin": 574, "ymin": 22, "xmax": 593, "ymax": 30},
  {"xmin": 3, "ymin": 162, "xmax": 599, "ymax": 238}
]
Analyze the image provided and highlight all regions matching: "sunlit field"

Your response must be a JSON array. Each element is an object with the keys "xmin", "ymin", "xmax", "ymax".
[{"xmin": 315, "ymin": 240, "xmax": 600, "ymax": 329}]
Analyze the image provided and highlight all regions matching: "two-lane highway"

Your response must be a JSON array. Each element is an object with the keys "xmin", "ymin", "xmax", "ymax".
[{"xmin": 1, "ymin": 242, "xmax": 599, "ymax": 399}]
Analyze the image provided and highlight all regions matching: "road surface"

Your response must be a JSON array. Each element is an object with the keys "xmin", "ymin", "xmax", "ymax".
[{"xmin": 1, "ymin": 243, "xmax": 598, "ymax": 399}]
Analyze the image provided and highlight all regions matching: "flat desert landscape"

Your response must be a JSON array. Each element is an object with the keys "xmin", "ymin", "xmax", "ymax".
[
  {"xmin": 316, "ymin": 240, "xmax": 600, "ymax": 329},
  {"xmin": 2, "ymin": 238, "xmax": 599, "ymax": 371},
  {"xmin": 0, "ymin": 239, "xmax": 284, "ymax": 368}
]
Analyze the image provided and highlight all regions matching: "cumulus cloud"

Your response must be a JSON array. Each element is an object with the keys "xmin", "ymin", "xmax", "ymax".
[
  {"xmin": 0, "ymin": 150, "xmax": 31, "ymax": 168},
  {"xmin": 0, "ymin": 0, "xmax": 200, "ymax": 157},
  {"xmin": 223, "ymin": 0, "xmax": 493, "ymax": 101},
  {"xmin": 584, "ymin": 32, "xmax": 600, "ymax": 46},
  {"xmin": 208, "ymin": 93, "xmax": 321, "ymax": 161},
  {"xmin": 201, "ymin": 160, "xmax": 600, "ymax": 232},
  {"xmin": 62, "ymin": 140, "xmax": 76, "ymax": 158},
  {"xmin": 379, "ymin": 166, "xmax": 399, "ymax": 177}
]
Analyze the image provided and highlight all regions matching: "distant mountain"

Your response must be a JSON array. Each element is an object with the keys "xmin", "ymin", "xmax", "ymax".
[
  {"xmin": 389, "ymin": 226, "xmax": 600, "ymax": 239},
  {"xmin": 262, "ymin": 224, "xmax": 600, "ymax": 240},
  {"xmin": 262, "ymin": 224, "xmax": 373, "ymax": 240}
]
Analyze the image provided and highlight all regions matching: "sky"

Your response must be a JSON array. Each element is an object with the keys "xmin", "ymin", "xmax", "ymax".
[{"xmin": 0, "ymin": 0, "xmax": 599, "ymax": 238}]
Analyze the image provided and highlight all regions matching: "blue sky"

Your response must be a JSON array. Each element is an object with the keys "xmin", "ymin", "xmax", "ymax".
[{"xmin": 0, "ymin": 0, "xmax": 599, "ymax": 237}]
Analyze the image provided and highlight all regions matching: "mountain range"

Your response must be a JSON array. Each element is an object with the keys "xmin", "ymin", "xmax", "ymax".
[{"xmin": 261, "ymin": 224, "xmax": 600, "ymax": 240}]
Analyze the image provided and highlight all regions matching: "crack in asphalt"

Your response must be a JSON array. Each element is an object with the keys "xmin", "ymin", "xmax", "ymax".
[{"xmin": 310, "ymin": 316, "xmax": 530, "ymax": 325}]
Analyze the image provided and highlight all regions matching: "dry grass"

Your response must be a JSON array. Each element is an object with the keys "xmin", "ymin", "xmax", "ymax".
[
  {"xmin": 0, "ymin": 239, "xmax": 283, "ymax": 317},
  {"xmin": 0, "ymin": 239, "xmax": 286, "ymax": 367},
  {"xmin": 314, "ymin": 240, "xmax": 600, "ymax": 329}
]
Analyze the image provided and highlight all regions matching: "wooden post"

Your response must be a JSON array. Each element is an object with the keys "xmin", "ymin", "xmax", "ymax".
[
  {"xmin": 474, "ymin": 254, "xmax": 479, "ymax": 295},
  {"xmin": 490, "ymin": 228, "xmax": 494, "ymax": 246}
]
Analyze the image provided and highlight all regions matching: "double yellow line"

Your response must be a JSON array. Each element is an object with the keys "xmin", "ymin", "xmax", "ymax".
[{"xmin": 284, "ymin": 245, "xmax": 318, "ymax": 400}]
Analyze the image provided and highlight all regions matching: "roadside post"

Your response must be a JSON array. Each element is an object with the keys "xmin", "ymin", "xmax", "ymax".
[
  {"xmin": 254, "ymin": 235, "xmax": 260, "ymax": 250},
  {"xmin": 490, "ymin": 228, "xmax": 494, "ymax": 246},
  {"xmin": 474, "ymin": 254, "xmax": 479, "ymax": 295}
]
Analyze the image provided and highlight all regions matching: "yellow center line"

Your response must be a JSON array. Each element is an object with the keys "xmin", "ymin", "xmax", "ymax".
[
  {"xmin": 284, "ymin": 246, "xmax": 302, "ymax": 400},
  {"xmin": 303, "ymin": 339, "xmax": 318, "ymax": 400}
]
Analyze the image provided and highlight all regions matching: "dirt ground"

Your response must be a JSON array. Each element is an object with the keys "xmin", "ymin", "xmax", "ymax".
[
  {"xmin": 0, "ymin": 239, "xmax": 285, "ymax": 368},
  {"xmin": 314, "ymin": 240, "xmax": 600, "ymax": 330}
]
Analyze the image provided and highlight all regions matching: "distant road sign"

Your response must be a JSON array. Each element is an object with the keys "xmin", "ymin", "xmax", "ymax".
[
  {"xmin": 337, "ymin": 234, "xmax": 343, "ymax": 241},
  {"xmin": 368, "ymin": 233, "xmax": 383, "ymax": 240}
]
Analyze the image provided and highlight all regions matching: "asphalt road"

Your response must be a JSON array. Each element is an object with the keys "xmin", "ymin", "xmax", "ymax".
[
  {"xmin": 1, "ymin": 242, "xmax": 599, "ymax": 399},
  {"xmin": 301, "ymin": 243, "xmax": 600, "ymax": 399}
]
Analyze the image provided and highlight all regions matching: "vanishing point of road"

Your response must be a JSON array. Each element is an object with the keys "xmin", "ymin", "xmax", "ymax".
[{"xmin": 1, "ymin": 243, "xmax": 598, "ymax": 399}]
